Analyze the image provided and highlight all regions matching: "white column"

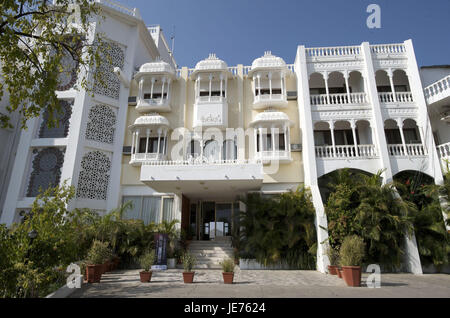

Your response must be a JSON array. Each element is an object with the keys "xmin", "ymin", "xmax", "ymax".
[
  {"xmin": 287, "ymin": 126, "xmax": 291, "ymax": 152},
  {"xmin": 161, "ymin": 77, "xmax": 166, "ymax": 103},
  {"xmin": 145, "ymin": 129, "xmax": 150, "ymax": 154},
  {"xmin": 167, "ymin": 78, "xmax": 171, "ymax": 102},
  {"xmin": 135, "ymin": 131, "xmax": 140, "ymax": 153},
  {"xmin": 252, "ymin": 76, "xmax": 257, "ymax": 98},
  {"xmin": 225, "ymin": 77, "xmax": 228, "ymax": 98},
  {"xmin": 329, "ymin": 120, "xmax": 336, "ymax": 157},
  {"xmin": 269, "ymin": 72, "xmax": 273, "ymax": 98},
  {"xmin": 208, "ymin": 74, "xmax": 212, "ymax": 101},
  {"xmin": 344, "ymin": 71, "xmax": 351, "ymax": 103},
  {"xmin": 387, "ymin": 69, "xmax": 397, "ymax": 102},
  {"xmin": 257, "ymin": 74, "xmax": 261, "ymax": 97},
  {"xmin": 220, "ymin": 74, "xmax": 223, "ymax": 99},
  {"xmin": 280, "ymin": 75, "xmax": 283, "ymax": 98},
  {"xmin": 323, "ymin": 71, "xmax": 330, "ymax": 104},
  {"xmin": 253, "ymin": 127, "xmax": 258, "ymax": 155},
  {"xmin": 163, "ymin": 129, "xmax": 168, "ymax": 155},
  {"xmin": 397, "ymin": 118, "xmax": 408, "ymax": 156},
  {"xmin": 283, "ymin": 125, "xmax": 288, "ymax": 152},
  {"xmin": 131, "ymin": 131, "xmax": 135, "ymax": 155},
  {"xmin": 350, "ymin": 120, "xmax": 358, "ymax": 157},
  {"xmin": 157, "ymin": 128, "xmax": 161, "ymax": 156},
  {"xmin": 139, "ymin": 78, "xmax": 144, "ymax": 102},
  {"xmin": 271, "ymin": 126, "xmax": 276, "ymax": 155},
  {"xmin": 150, "ymin": 77, "xmax": 155, "ymax": 99},
  {"xmin": 258, "ymin": 127, "xmax": 263, "ymax": 155}
]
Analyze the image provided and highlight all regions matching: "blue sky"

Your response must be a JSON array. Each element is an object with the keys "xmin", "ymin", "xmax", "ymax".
[{"xmin": 120, "ymin": 0, "xmax": 450, "ymax": 68}]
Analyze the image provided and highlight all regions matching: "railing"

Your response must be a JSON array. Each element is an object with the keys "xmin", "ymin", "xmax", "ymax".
[
  {"xmin": 305, "ymin": 46, "xmax": 361, "ymax": 58},
  {"xmin": 315, "ymin": 144, "xmax": 377, "ymax": 159},
  {"xmin": 254, "ymin": 94, "xmax": 286, "ymax": 103},
  {"xmin": 378, "ymin": 92, "xmax": 413, "ymax": 103},
  {"xmin": 370, "ymin": 43, "xmax": 405, "ymax": 54},
  {"xmin": 243, "ymin": 66, "xmax": 251, "ymax": 76},
  {"xmin": 142, "ymin": 98, "xmax": 169, "ymax": 105},
  {"xmin": 256, "ymin": 150, "xmax": 291, "ymax": 160},
  {"xmin": 142, "ymin": 158, "xmax": 258, "ymax": 166},
  {"xmin": 287, "ymin": 64, "xmax": 295, "ymax": 73},
  {"xmin": 95, "ymin": 0, "xmax": 141, "ymax": 19},
  {"xmin": 196, "ymin": 96, "xmax": 226, "ymax": 103},
  {"xmin": 424, "ymin": 75, "xmax": 450, "ymax": 102},
  {"xmin": 310, "ymin": 92, "xmax": 367, "ymax": 105},
  {"xmin": 131, "ymin": 153, "xmax": 166, "ymax": 162},
  {"xmin": 437, "ymin": 142, "xmax": 450, "ymax": 159},
  {"xmin": 228, "ymin": 66, "xmax": 238, "ymax": 76},
  {"xmin": 388, "ymin": 144, "xmax": 426, "ymax": 156}
]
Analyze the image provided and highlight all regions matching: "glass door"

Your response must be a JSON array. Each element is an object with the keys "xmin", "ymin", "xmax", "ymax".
[
  {"xmin": 201, "ymin": 201, "xmax": 215, "ymax": 240},
  {"xmin": 215, "ymin": 203, "xmax": 233, "ymax": 237}
]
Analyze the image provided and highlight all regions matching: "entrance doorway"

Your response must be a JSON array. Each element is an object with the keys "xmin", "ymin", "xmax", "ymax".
[{"xmin": 188, "ymin": 201, "xmax": 237, "ymax": 240}]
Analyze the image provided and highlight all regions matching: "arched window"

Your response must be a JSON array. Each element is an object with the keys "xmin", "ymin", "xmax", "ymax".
[
  {"xmin": 76, "ymin": 151, "xmax": 111, "ymax": 200},
  {"xmin": 39, "ymin": 100, "xmax": 73, "ymax": 138}
]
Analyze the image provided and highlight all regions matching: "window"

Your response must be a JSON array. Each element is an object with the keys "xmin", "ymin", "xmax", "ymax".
[
  {"xmin": 279, "ymin": 134, "xmax": 285, "ymax": 151},
  {"xmin": 121, "ymin": 195, "xmax": 174, "ymax": 225},
  {"xmin": 385, "ymin": 129, "xmax": 402, "ymax": 144}
]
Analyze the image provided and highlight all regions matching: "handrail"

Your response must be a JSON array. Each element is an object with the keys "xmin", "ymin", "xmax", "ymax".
[{"xmin": 424, "ymin": 75, "xmax": 450, "ymax": 100}]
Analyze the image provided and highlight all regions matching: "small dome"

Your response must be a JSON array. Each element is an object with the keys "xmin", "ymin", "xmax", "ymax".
[
  {"xmin": 137, "ymin": 57, "xmax": 175, "ymax": 75},
  {"xmin": 132, "ymin": 113, "xmax": 169, "ymax": 127},
  {"xmin": 194, "ymin": 54, "xmax": 228, "ymax": 71},
  {"xmin": 250, "ymin": 51, "xmax": 287, "ymax": 73},
  {"xmin": 251, "ymin": 110, "xmax": 292, "ymax": 126}
]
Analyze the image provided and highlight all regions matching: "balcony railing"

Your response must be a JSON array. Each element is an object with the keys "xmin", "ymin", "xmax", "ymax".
[
  {"xmin": 315, "ymin": 144, "xmax": 377, "ymax": 159},
  {"xmin": 254, "ymin": 93, "xmax": 286, "ymax": 102},
  {"xmin": 95, "ymin": 0, "xmax": 141, "ymax": 19},
  {"xmin": 256, "ymin": 150, "xmax": 291, "ymax": 162},
  {"xmin": 130, "ymin": 153, "xmax": 166, "ymax": 164},
  {"xmin": 387, "ymin": 144, "xmax": 426, "ymax": 156},
  {"xmin": 370, "ymin": 43, "xmax": 405, "ymax": 55},
  {"xmin": 142, "ymin": 158, "xmax": 257, "ymax": 166},
  {"xmin": 305, "ymin": 46, "xmax": 361, "ymax": 58},
  {"xmin": 196, "ymin": 96, "xmax": 226, "ymax": 103},
  {"xmin": 424, "ymin": 75, "xmax": 450, "ymax": 104},
  {"xmin": 310, "ymin": 92, "xmax": 368, "ymax": 106},
  {"xmin": 143, "ymin": 97, "xmax": 169, "ymax": 105},
  {"xmin": 378, "ymin": 92, "xmax": 413, "ymax": 103}
]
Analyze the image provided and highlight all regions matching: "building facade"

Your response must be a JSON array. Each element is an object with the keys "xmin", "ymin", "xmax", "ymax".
[{"xmin": 1, "ymin": 1, "xmax": 449, "ymax": 274}]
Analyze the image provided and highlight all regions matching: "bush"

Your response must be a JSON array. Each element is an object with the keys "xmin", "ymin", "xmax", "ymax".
[
  {"xmin": 220, "ymin": 258, "xmax": 235, "ymax": 273},
  {"xmin": 86, "ymin": 240, "xmax": 109, "ymax": 265},
  {"xmin": 239, "ymin": 186, "xmax": 317, "ymax": 269},
  {"xmin": 181, "ymin": 252, "xmax": 196, "ymax": 272},
  {"xmin": 139, "ymin": 250, "xmax": 156, "ymax": 272},
  {"xmin": 339, "ymin": 235, "xmax": 365, "ymax": 266},
  {"xmin": 326, "ymin": 245, "xmax": 340, "ymax": 266}
]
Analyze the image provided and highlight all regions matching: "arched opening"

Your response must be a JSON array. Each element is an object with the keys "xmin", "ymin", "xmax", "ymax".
[
  {"xmin": 385, "ymin": 119, "xmax": 424, "ymax": 156},
  {"xmin": 375, "ymin": 70, "xmax": 391, "ymax": 92},
  {"xmin": 393, "ymin": 70, "xmax": 411, "ymax": 91},
  {"xmin": 348, "ymin": 71, "xmax": 365, "ymax": 93},
  {"xmin": 376, "ymin": 69, "xmax": 413, "ymax": 103},
  {"xmin": 309, "ymin": 72, "xmax": 325, "ymax": 95}
]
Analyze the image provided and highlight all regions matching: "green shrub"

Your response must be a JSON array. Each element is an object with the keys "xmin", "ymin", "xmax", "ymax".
[
  {"xmin": 86, "ymin": 240, "xmax": 109, "ymax": 265},
  {"xmin": 339, "ymin": 235, "xmax": 365, "ymax": 266},
  {"xmin": 181, "ymin": 252, "xmax": 196, "ymax": 272},
  {"xmin": 220, "ymin": 258, "xmax": 235, "ymax": 273},
  {"xmin": 239, "ymin": 186, "xmax": 317, "ymax": 269},
  {"xmin": 326, "ymin": 245, "xmax": 340, "ymax": 266},
  {"xmin": 139, "ymin": 250, "xmax": 156, "ymax": 272}
]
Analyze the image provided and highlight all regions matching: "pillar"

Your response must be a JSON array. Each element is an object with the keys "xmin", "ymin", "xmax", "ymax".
[
  {"xmin": 397, "ymin": 118, "xmax": 408, "ymax": 156},
  {"xmin": 387, "ymin": 69, "xmax": 397, "ymax": 102},
  {"xmin": 323, "ymin": 71, "xmax": 330, "ymax": 104},
  {"xmin": 350, "ymin": 120, "xmax": 358, "ymax": 157},
  {"xmin": 329, "ymin": 120, "xmax": 336, "ymax": 157}
]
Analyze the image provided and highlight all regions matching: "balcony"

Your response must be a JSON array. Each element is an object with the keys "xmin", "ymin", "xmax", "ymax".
[
  {"xmin": 387, "ymin": 144, "xmax": 426, "ymax": 157},
  {"xmin": 255, "ymin": 150, "xmax": 292, "ymax": 164},
  {"xmin": 139, "ymin": 158, "xmax": 263, "ymax": 197},
  {"xmin": 130, "ymin": 153, "xmax": 167, "ymax": 166},
  {"xmin": 424, "ymin": 75, "xmax": 450, "ymax": 105},
  {"xmin": 378, "ymin": 92, "xmax": 413, "ymax": 104},
  {"xmin": 310, "ymin": 92, "xmax": 368, "ymax": 106},
  {"xmin": 315, "ymin": 144, "xmax": 377, "ymax": 159},
  {"xmin": 253, "ymin": 93, "xmax": 288, "ymax": 109},
  {"xmin": 436, "ymin": 142, "xmax": 450, "ymax": 171},
  {"xmin": 193, "ymin": 96, "xmax": 228, "ymax": 128},
  {"xmin": 136, "ymin": 97, "xmax": 171, "ymax": 112}
]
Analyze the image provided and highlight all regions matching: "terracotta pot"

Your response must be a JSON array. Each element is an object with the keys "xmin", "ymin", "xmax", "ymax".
[
  {"xmin": 139, "ymin": 271, "xmax": 152, "ymax": 283},
  {"xmin": 328, "ymin": 265, "xmax": 339, "ymax": 275},
  {"xmin": 114, "ymin": 257, "xmax": 120, "ymax": 269},
  {"xmin": 337, "ymin": 268, "xmax": 343, "ymax": 278},
  {"xmin": 183, "ymin": 272, "xmax": 195, "ymax": 283},
  {"xmin": 342, "ymin": 266, "xmax": 361, "ymax": 287},
  {"xmin": 101, "ymin": 263, "xmax": 108, "ymax": 274},
  {"xmin": 222, "ymin": 272, "xmax": 234, "ymax": 284},
  {"xmin": 87, "ymin": 264, "xmax": 102, "ymax": 283}
]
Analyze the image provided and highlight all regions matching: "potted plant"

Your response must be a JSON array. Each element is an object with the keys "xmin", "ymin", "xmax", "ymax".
[
  {"xmin": 86, "ymin": 240, "xmax": 108, "ymax": 283},
  {"xmin": 139, "ymin": 250, "xmax": 156, "ymax": 283},
  {"xmin": 220, "ymin": 258, "xmax": 235, "ymax": 284},
  {"xmin": 339, "ymin": 235, "xmax": 366, "ymax": 287},
  {"xmin": 181, "ymin": 252, "xmax": 196, "ymax": 283},
  {"xmin": 326, "ymin": 245, "xmax": 340, "ymax": 275}
]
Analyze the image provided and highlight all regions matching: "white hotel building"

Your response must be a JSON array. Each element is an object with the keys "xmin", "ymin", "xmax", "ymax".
[{"xmin": 0, "ymin": 1, "xmax": 449, "ymax": 273}]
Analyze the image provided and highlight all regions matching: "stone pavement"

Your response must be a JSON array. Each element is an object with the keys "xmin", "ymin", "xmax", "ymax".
[{"xmin": 69, "ymin": 268, "xmax": 450, "ymax": 298}]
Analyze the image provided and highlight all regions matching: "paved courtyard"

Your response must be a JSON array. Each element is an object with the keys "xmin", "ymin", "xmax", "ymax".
[{"xmin": 69, "ymin": 268, "xmax": 450, "ymax": 298}]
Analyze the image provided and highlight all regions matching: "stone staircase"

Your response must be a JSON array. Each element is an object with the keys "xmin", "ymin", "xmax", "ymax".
[{"xmin": 188, "ymin": 237, "xmax": 234, "ymax": 269}]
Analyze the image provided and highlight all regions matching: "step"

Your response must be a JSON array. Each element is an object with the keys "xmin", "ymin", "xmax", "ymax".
[{"xmin": 190, "ymin": 251, "xmax": 234, "ymax": 257}]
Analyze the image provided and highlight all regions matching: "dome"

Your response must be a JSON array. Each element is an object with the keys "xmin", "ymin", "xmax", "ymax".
[
  {"xmin": 249, "ymin": 51, "xmax": 287, "ymax": 75},
  {"xmin": 194, "ymin": 54, "xmax": 228, "ymax": 71},
  {"xmin": 131, "ymin": 113, "xmax": 169, "ymax": 128},
  {"xmin": 250, "ymin": 110, "xmax": 293, "ymax": 126},
  {"xmin": 136, "ymin": 58, "xmax": 175, "ymax": 76}
]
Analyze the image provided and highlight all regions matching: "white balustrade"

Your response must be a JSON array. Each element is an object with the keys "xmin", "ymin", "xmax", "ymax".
[
  {"xmin": 388, "ymin": 144, "xmax": 426, "ymax": 156},
  {"xmin": 95, "ymin": 0, "xmax": 141, "ymax": 19},
  {"xmin": 305, "ymin": 46, "xmax": 361, "ymax": 57},
  {"xmin": 228, "ymin": 66, "xmax": 238, "ymax": 76},
  {"xmin": 257, "ymin": 150, "xmax": 291, "ymax": 161},
  {"xmin": 143, "ymin": 97, "xmax": 168, "ymax": 105},
  {"xmin": 315, "ymin": 144, "xmax": 377, "ymax": 159},
  {"xmin": 370, "ymin": 43, "xmax": 405, "ymax": 54},
  {"xmin": 131, "ymin": 153, "xmax": 166, "ymax": 162},
  {"xmin": 437, "ymin": 142, "xmax": 450, "ymax": 159},
  {"xmin": 142, "ymin": 157, "xmax": 257, "ymax": 166},
  {"xmin": 287, "ymin": 64, "xmax": 295, "ymax": 72},
  {"xmin": 424, "ymin": 75, "xmax": 450, "ymax": 102},
  {"xmin": 197, "ymin": 95, "xmax": 226, "ymax": 103},
  {"xmin": 254, "ymin": 94, "xmax": 286, "ymax": 102},
  {"xmin": 378, "ymin": 92, "xmax": 413, "ymax": 103},
  {"xmin": 310, "ymin": 92, "xmax": 367, "ymax": 105}
]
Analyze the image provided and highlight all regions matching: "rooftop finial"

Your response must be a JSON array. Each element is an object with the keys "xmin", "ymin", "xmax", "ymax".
[
  {"xmin": 208, "ymin": 53, "xmax": 217, "ymax": 59},
  {"xmin": 264, "ymin": 51, "xmax": 272, "ymax": 56}
]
